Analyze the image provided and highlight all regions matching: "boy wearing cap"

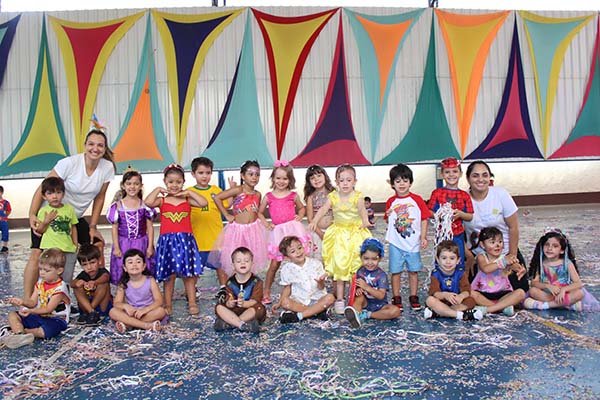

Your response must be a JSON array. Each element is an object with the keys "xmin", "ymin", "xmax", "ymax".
[{"xmin": 427, "ymin": 158, "xmax": 473, "ymax": 270}]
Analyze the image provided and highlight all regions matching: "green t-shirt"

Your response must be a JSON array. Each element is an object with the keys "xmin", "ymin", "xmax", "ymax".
[{"xmin": 38, "ymin": 203, "xmax": 78, "ymax": 252}]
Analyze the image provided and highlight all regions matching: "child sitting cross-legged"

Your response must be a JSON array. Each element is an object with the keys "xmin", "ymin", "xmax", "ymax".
[
  {"xmin": 423, "ymin": 240, "xmax": 483, "ymax": 321},
  {"xmin": 109, "ymin": 249, "xmax": 166, "ymax": 333},
  {"xmin": 71, "ymin": 244, "xmax": 112, "ymax": 326},
  {"xmin": 3, "ymin": 248, "xmax": 71, "ymax": 348},
  {"xmin": 275, "ymin": 236, "xmax": 336, "ymax": 324},
  {"xmin": 214, "ymin": 247, "xmax": 266, "ymax": 333},
  {"xmin": 344, "ymin": 238, "xmax": 401, "ymax": 328}
]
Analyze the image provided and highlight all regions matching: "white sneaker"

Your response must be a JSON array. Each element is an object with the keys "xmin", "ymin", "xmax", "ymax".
[
  {"xmin": 502, "ymin": 305, "xmax": 515, "ymax": 316},
  {"xmin": 0, "ymin": 325, "xmax": 11, "ymax": 339},
  {"xmin": 423, "ymin": 307, "xmax": 434, "ymax": 319},
  {"xmin": 344, "ymin": 306, "xmax": 361, "ymax": 328},
  {"xmin": 3, "ymin": 333, "xmax": 34, "ymax": 349},
  {"xmin": 334, "ymin": 300, "xmax": 345, "ymax": 315}
]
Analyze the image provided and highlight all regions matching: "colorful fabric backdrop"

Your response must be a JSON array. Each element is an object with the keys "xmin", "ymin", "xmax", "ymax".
[{"xmin": 0, "ymin": 7, "xmax": 598, "ymax": 177}]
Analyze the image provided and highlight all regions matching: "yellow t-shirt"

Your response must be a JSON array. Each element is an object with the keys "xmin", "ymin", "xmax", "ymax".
[{"xmin": 187, "ymin": 185, "xmax": 228, "ymax": 251}]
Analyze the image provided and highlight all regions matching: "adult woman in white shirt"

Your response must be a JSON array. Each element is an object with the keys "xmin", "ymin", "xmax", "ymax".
[{"xmin": 463, "ymin": 161, "xmax": 527, "ymax": 288}]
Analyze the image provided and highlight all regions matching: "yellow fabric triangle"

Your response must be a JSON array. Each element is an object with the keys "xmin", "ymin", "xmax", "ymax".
[
  {"xmin": 436, "ymin": 10, "xmax": 509, "ymax": 155},
  {"xmin": 49, "ymin": 12, "xmax": 144, "ymax": 152},
  {"xmin": 10, "ymin": 52, "xmax": 67, "ymax": 165},
  {"xmin": 263, "ymin": 13, "xmax": 332, "ymax": 134}
]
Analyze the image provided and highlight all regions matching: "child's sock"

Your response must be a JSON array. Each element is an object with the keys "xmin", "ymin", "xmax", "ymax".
[
  {"xmin": 474, "ymin": 306, "xmax": 488, "ymax": 316},
  {"xmin": 238, "ymin": 321, "xmax": 245, "ymax": 329},
  {"xmin": 569, "ymin": 301, "xmax": 583, "ymax": 312},
  {"xmin": 455, "ymin": 311, "xmax": 464, "ymax": 320},
  {"xmin": 365, "ymin": 311, "xmax": 372, "ymax": 319},
  {"xmin": 297, "ymin": 312, "xmax": 303, "ymax": 321}
]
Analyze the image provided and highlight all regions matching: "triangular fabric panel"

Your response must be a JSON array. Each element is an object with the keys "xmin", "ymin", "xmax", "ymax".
[
  {"xmin": 550, "ymin": 20, "xmax": 600, "ymax": 159},
  {"xmin": 377, "ymin": 19, "xmax": 458, "ymax": 165},
  {"xmin": 345, "ymin": 8, "xmax": 424, "ymax": 159},
  {"xmin": 0, "ymin": 19, "xmax": 69, "ymax": 175},
  {"xmin": 520, "ymin": 11, "xmax": 595, "ymax": 156},
  {"xmin": 252, "ymin": 8, "xmax": 338, "ymax": 159},
  {"xmin": 49, "ymin": 12, "xmax": 144, "ymax": 152},
  {"xmin": 436, "ymin": 9, "xmax": 509, "ymax": 157},
  {"xmin": 152, "ymin": 9, "xmax": 244, "ymax": 162},
  {"xmin": 0, "ymin": 14, "xmax": 20, "ymax": 87},
  {"xmin": 291, "ymin": 15, "xmax": 369, "ymax": 167},
  {"xmin": 203, "ymin": 15, "xmax": 273, "ymax": 168},
  {"xmin": 112, "ymin": 15, "xmax": 174, "ymax": 172},
  {"xmin": 467, "ymin": 22, "xmax": 542, "ymax": 159}
]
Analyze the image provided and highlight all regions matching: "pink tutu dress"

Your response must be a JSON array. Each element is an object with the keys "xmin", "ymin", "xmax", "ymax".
[
  {"xmin": 208, "ymin": 192, "xmax": 268, "ymax": 276},
  {"xmin": 265, "ymin": 192, "xmax": 311, "ymax": 261}
]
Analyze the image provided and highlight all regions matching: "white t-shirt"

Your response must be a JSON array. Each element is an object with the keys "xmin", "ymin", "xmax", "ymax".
[
  {"xmin": 279, "ymin": 257, "xmax": 327, "ymax": 306},
  {"xmin": 53, "ymin": 154, "xmax": 115, "ymax": 217},
  {"xmin": 464, "ymin": 186, "xmax": 518, "ymax": 256},
  {"xmin": 384, "ymin": 193, "xmax": 430, "ymax": 252}
]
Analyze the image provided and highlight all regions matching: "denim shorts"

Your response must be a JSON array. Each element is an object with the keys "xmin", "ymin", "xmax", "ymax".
[
  {"xmin": 389, "ymin": 244, "xmax": 423, "ymax": 273},
  {"xmin": 21, "ymin": 314, "xmax": 68, "ymax": 339}
]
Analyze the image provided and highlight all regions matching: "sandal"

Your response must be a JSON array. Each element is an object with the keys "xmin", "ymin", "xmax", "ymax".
[
  {"xmin": 115, "ymin": 321, "xmax": 127, "ymax": 334},
  {"xmin": 261, "ymin": 296, "xmax": 272, "ymax": 305},
  {"xmin": 148, "ymin": 320, "xmax": 161, "ymax": 332},
  {"xmin": 188, "ymin": 304, "xmax": 200, "ymax": 316},
  {"xmin": 164, "ymin": 305, "xmax": 172, "ymax": 316}
]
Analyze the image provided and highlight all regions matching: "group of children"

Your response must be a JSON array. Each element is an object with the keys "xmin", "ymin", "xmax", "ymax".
[{"xmin": 1, "ymin": 156, "xmax": 597, "ymax": 348}]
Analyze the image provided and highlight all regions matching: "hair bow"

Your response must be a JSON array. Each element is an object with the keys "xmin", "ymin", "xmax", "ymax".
[
  {"xmin": 274, "ymin": 160, "xmax": 289, "ymax": 167},
  {"xmin": 440, "ymin": 157, "xmax": 460, "ymax": 169}
]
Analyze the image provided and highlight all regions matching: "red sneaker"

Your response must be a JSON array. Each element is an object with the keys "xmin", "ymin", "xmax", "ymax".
[
  {"xmin": 391, "ymin": 296, "xmax": 403, "ymax": 311},
  {"xmin": 409, "ymin": 295, "xmax": 422, "ymax": 311}
]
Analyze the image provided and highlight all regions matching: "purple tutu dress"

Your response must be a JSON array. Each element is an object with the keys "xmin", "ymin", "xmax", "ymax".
[{"xmin": 107, "ymin": 200, "xmax": 157, "ymax": 285}]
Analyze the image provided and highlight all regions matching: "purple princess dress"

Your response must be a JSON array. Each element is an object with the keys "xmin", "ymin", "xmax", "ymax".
[{"xmin": 107, "ymin": 200, "xmax": 157, "ymax": 285}]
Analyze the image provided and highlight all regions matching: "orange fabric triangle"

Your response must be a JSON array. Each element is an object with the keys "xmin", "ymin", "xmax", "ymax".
[
  {"xmin": 355, "ymin": 15, "xmax": 411, "ymax": 108},
  {"xmin": 114, "ymin": 78, "xmax": 162, "ymax": 162}
]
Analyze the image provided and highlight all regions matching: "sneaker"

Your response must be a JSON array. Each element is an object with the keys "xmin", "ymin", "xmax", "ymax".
[
  {"xmin": 409, "ymin": 295, "xmax": 422, "ymax": 311},
  {"xmin": 3, "ymin": 333, "xmax": 34, "ymax": 349},
  {"xmin": 391, "ymin": 296, "xmax": 403, "ymax": 311},
  {"xmin": 474, "ymin": 306, "xmax": 488, "ymax": 316},
  {"xmin": 423, "ymin": 307, "xmax": 438, "ymax": 319},
  {"xmin": 70, "ymin": 305, "xmax": 80, "ymax": 317},
  {"xmin": 0, "ymin": 246, "xmax": 8, "ymax": 253},
  {"xmin": 0, "ymin": 325, "xmax": 11, "ymax": 338},
  {"xmin": 239, "ymin": 320, "xmax": 260, "ymax": 333},
  {"xmin": 344, "ymin": 306, "xmax": 362, "ymax": 328},
  {"xmin": 213, "ymin": 317, "xmax": 234, "ymax": 332},
  {"xmin": 334, "ymin": 300, "xmax": 345, "ymax": 315},
  {"xmin": 358, "ymin": 310, "xmax": 370, "ymax": 322},
  {"xmin": 463, "ymin": 309, "xmax": 484, "ymax": 321},
  {"xmin": 502, "ymin": 305, "xmax": 515, "ymax": 316},
  {"xmin": 279, "ymin": 311, "xmax": 300, "ymax": 324},
  {"xmin": 569, "ymin": 301, "xmax": 583, "ymax": 312},
  {"xmin": 215, "ymin": 286, "xmax": 228, "ymax": 304},
  {"xmin": 76, "ymin": 312, "xmax": 89, "ymax": 325},
  {"xmin": 86, "ymin": 311, "xmax": 101, "ymax": 326}
]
